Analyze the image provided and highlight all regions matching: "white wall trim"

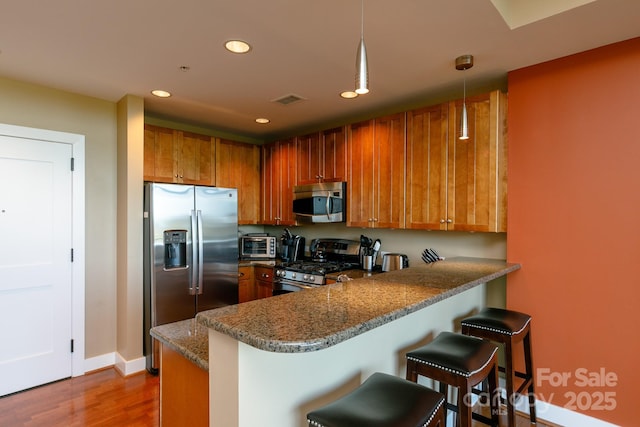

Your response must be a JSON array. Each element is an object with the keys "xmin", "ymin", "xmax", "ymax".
[
  {"xmin": 84, "ymin": 353, "xmax": 116, "ymax": 373},
  {"xmin": 0, "ymin": 123, "xmax": 86, "ymax": 379},
  {"xmin": 514, "ymin": 395, "xmax": 620, "ymax": 427},
  {"xmin": 84, "ymin": 352, "xmax": 147, "ymax": 377},
  {"xmin": 114, "ymin": 353, "xmax": 146, "ymax": 376}
]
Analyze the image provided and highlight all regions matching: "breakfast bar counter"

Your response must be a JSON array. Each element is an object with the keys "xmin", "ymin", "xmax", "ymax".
[
  {"xmin": 196, "ymin": 257, "xmax": 520, "ymax": 427},
  {"xmin": 197, "ymin": 257, "xmax": 520, "ymax": 352}
]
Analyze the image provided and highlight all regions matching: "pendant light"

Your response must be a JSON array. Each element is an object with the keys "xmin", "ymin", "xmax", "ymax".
[
  {"xmin": 456, "ymin": 54, "xmax": 474, "ymax": 140},
  {"xmin": 355, "ymin": 0, "xmax": 369, "ymax": 95}
]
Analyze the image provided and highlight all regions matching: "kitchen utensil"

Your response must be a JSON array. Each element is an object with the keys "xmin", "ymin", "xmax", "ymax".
[
  {"xmin": 371, "ymin": 239, "xmax": 381, "ymax": 265},
  {"xmin": 382, "ymin": 253, "xmax": 409, "ymax": 272},
  {"xmin": 421, "ymin": 248, "xmax": 444, "ymax": 264},
  {"xmin": 362, "ymin": 255, "xmax": 373, "ymax": 271}
]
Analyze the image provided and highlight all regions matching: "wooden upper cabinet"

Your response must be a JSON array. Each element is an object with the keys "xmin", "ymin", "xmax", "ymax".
[
  {"xmin": 260, "ymin": 138, "xmax": 297, "ymax": 225},
  {"xmin": 347, "ymin": 113, "xmax": 406, "ymax": 229},
  {"xmin": 144, "ymin": 125, "xmax": 176, "ymax": 183},
  {"xmin": 296, "ymin": 127, "xmax": 348, "ymax": 185},
  {"xmin": 296, "ymin": 132, "xmax": 322, "ymax": 185},
  {"xmin": 177, "ymin": 131, "xmax": 214, "ymax": 185},
  {"xmin": 405, "ymin": 90, "xmax": 507, "ymax": 232},
  {"xmin": 406, "ymin": 104, "xmax": 449, "ymax": 230},
  {"xmin": 447, "ymin": 91, "xmax": 507, "ymax": 232},
  {"xmin": 215, "ymin": 139, "xmax": 261, "ymax": 224},
  {"xmin": 322, "ymin": 127, "xmax": 348, "ymax": 183},
  {"xmin": 144, "ymin": 124, "xmax": 215, "ymax": 186}
]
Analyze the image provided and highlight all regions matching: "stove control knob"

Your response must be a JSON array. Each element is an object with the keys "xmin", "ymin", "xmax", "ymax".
[
  {"xmin": 303, "ymin": 274, "xmax": 309, "ymax": 281},
  {"xmin": 292, "ymin": 273, "xmax": 297, "ymax": 279},
  {"xmin": 307, "ymin": 276, "xmax": 316, "ymax": 283}
]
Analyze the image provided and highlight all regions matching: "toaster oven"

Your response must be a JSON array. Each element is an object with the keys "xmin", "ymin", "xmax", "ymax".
[{"xmin": 239, "ymin": 235, "xmax": 277, "ymax": 260}]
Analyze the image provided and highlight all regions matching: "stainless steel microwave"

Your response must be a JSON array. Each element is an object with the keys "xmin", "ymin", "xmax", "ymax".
[
  {"xmin": 239, "ymin": 235, "xmax": 277, "ymax": 259},
  {"xmin": 292, "ymin": 182, "xmax": 346, "ymax": 223}
]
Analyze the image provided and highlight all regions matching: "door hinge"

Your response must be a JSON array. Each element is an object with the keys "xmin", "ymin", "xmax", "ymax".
[
  {"xmin": 71, "ymin": 248, "xmax": 74, "ymax": 262},
  {"xmin": 70, "ymin": 157, "xmax": 75, "ymax": 171},
  {"xmin": 71, "ymin": 339, "xmax": 74, "ymax": 353}
]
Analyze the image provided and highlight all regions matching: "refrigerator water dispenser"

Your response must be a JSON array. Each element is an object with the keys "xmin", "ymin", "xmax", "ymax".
[{"xmin": 163, "ymin": 230, "xmax": 187, "ymax": 269}]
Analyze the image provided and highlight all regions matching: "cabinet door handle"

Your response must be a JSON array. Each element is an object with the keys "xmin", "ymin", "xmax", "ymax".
[
  {"xmin": 440, "ymin": 219, "xmax": 446, "ymax": 224},
  {"xmin": 446, "ymin": 219, "xmax": 453, "ymax": 223},
  {"xmin": 262, "ymin": 273, "xmax": 270, "ymax": 279}
]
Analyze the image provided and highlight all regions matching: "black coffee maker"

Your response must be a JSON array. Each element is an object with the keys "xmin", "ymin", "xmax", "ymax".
[{"xmin": 280, "ymin": 228, "xmax": 305, "ymax": 262}]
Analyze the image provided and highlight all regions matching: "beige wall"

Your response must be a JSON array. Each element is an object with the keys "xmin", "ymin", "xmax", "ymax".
[
  {"xmin": 0, "ymin": 76, "xmax": 118, "ymax": 359},
  {"xmin": 116, "ymin": 95, "xmax": 145, "ymax": 362}
]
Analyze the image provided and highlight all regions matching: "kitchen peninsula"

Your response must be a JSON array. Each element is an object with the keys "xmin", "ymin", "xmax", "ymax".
[{"xmin": 195, "ymin": 257, "xmax": 520, "ymax": 427}]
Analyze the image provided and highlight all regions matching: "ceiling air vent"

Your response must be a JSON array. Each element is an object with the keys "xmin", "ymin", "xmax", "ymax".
[{"xmin": 272, "ymin": 93, "xmax": 306, "ymax": 105}]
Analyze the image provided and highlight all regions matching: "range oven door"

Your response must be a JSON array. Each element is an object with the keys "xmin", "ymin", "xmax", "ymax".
[{"xmin": 273, "ymin": 279, "xmax": 318, "ymax": 295}]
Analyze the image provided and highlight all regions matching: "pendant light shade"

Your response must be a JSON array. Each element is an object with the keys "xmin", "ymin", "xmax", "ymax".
[
  {"xmin": 459, "ymin": 102, "xmax": 469, "ymax": 140},
  {"xmin": 355, "ymin": 0, "xmax": 369, "ymax": 95},
  {"xmin": 455, "ymin": 55, "xmax": 474, "ymax": 140},
  {"xmin": 355, "ymin": 38, "xmax": 369, "ymax": 94}
]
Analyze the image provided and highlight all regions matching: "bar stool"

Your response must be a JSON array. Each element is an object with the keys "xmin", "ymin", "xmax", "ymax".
[
  {"xmin": 405, "ymin": 332, "xmax": 500, "ymax": 427},
  {"xmin": 461, "ymin": 307, "xmax": 536, "ymax": 426},
  {"xmin": 306, "ymin": 372, "xmax": 446, "ymax": 427}
]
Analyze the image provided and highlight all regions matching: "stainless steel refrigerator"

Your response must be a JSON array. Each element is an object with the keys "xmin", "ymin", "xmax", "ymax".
[{"xmin": 143, "ymin": 183, "xmax": 238, "ymax": 372}]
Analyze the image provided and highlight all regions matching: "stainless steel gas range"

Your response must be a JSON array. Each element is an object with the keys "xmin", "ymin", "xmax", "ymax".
[{"xmin": 273, "ymin": 238, "xmax": 361, "ymax": 294}]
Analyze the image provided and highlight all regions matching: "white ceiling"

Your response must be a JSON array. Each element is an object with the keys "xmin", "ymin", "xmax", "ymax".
[{"xmin": 1, "ymin": 0, "xmax": 639, "ymax": 141}]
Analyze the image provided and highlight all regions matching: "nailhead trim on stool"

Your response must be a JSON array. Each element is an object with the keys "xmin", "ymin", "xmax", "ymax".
[
  {"xmin": 406, "ymin": 332, "xmax": 500, "ymax": 427},
  {"xmin": 306, "ymin": 372, "xmax": 446, "ymax": 427},
  {"xmin": 461, "ymin": 307, "xmax": 537, "ymax": 427}
]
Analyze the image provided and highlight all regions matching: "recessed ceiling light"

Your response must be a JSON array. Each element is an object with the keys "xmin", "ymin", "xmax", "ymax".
[
  {"xmin": 151, "ymin": 90, "xmax": 171, "ymax": 98},
  {"xmin": 340, "ymin": 91, "xmax": 359, "ymax": 99},
  {"xmin": 255, "ymin": 118, "xmax": 270, "ymax": 124},
  {"xmin": 225, "ymin": 40, "xmax": 251, "ymax": 54}
]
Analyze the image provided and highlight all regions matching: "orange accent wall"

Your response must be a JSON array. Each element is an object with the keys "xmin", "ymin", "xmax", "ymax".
[{"xmin": 507, "ymin": 37, "xmax": 640, "ymax": 425}]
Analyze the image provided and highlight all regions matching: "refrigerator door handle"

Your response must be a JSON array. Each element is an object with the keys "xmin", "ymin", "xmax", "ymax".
[
  {"xmin": 196, "ymin": 210, "xmax": 204, "ymax": 295},
  {"xmin": 190, "ymin": 209, "xmax": 198, "ymax": 295}
]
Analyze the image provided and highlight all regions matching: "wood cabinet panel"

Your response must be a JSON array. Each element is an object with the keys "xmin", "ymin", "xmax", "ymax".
[
  {"xmin": 406, "ymin": 104, "xmax": 449, "ymax": 230},
  {"xmin": 296, "ymin": 132, "xmax": 322, "ymax": 185},
  {"xmin": 347, "ymin": 113, "xmax": 405, "ymax": 229},
  {"xmin": 405, "ymin": 91, "xmax": 507, "ymax": 232},
  {"xmin": 216, "ymin": 139, "xmax": 260, "ymax": 224},
  {"xmin": 160, "ymin": 345, "xmax": 208, "ymax": 427},
  {"xmin": 296, "ymin": 127, "xmax": 347, "ymax": 185},
  {"xmin": 144, "ymin": 124, "xmax": 176, "ymax": 183},
  {"xmin": 254, "ymin": 266, "xmax": 273, "ymax": 299},
  {"xmin": 144, "ymin": 125, "xmax": 215, "ymax": 186},
  {"xmin": 447, "ymin": 91, "xmax": 507, "ymax": 232},
  {"xmin": 238, "ymin": 265, "xmax": 254, "ymax": 303},
  {"xmin": 261, "ymin": 138, "xmax": 296, "ymax": 225},
  {"xmin": 177, "ymin": 131, "xmax": 214, "ymax": 185}
]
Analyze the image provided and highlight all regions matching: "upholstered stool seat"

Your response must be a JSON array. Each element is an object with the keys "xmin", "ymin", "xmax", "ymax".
[
  {"xmin": 461, "ymin": 307, "xmax": 536, "ymax": 426},
  {"xmin": 306, "ymin": 372, "xmax": 446, "ymax": 427},
  {"xmin": 406, "ymin": 332, "xmax": 500, "ymax": 427}
]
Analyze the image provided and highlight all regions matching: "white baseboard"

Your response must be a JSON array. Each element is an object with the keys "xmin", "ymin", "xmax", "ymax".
[
  {"xmin": 84, "ymin": 352, "xmax": 116, "ymax": 373},
  {"xmin": 514, "ymin": 395, "xmax": 620, "ymax": 427},
  {"xmin": 83, "ymin": 352, "xmax": 146, "ymax": 377},
  {"xmin": 114, "ymin": 352, "xmax": 146, "ymax": 376}
]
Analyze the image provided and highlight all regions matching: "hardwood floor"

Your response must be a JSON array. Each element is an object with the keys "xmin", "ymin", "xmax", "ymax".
[
  {"xmin": 0, "ymin": 368, "xmax": 159, "ymax": 427},
  {"xmin": 0, "ymin": 367, "xmax": 556, "ymax": 427}
]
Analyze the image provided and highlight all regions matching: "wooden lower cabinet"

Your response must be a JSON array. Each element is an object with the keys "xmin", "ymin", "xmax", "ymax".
[
  {"xmin": 160, "ymin": 345, "xmax": 208, "ymax": 427},
  {"xmin": 254, "ymin": 266, "xmax": 274, "ymax": 299},
  {"xmin": 238, "ymin": 265, "xmax": 254, "ymax": 303}
]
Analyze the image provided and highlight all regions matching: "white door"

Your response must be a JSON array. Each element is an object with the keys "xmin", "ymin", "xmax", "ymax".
[{"xmin": 0, "ymin": 134, "xmax": 73, "ymax": 396}]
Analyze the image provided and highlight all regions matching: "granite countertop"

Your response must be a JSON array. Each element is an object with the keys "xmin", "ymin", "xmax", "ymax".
[
  {"xmin": 197, "ymin": 257, "xmax": 520, "ymax": 354},
  {"xmin": 150, "ymin": 318, "xmax": 210, "ymax": 371}
]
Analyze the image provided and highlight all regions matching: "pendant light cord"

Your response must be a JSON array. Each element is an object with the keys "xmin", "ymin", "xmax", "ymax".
[{"xmin": 360, "ymin": 0, "xmax": 364, "ymax": 40}]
